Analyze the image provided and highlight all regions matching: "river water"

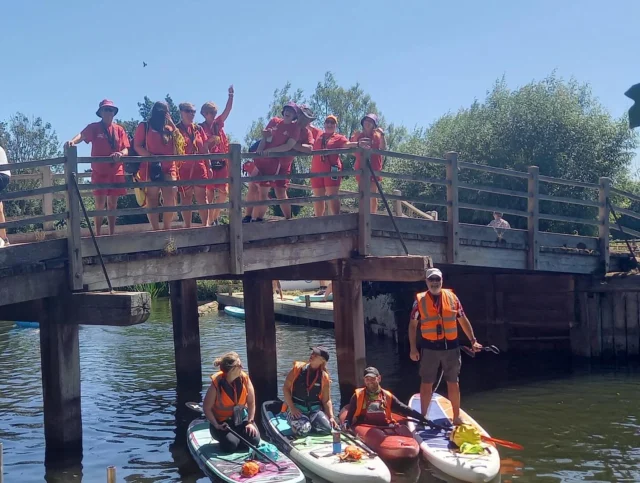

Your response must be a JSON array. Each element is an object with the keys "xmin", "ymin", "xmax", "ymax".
[{"xmin": 1, "ymin": 300, "xmax": 639, "ymax": 482}]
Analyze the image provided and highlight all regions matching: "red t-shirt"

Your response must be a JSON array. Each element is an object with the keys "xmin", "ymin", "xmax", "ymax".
[
  {"xmin": 300, "ymin": 125, "xmax": 323, "ymax": 146},
  {"xmin": 177, "ymin": 122, "xmax": 206, "ymax": 155},
  {"xmin": 311, "ymin": 132, "xmax": 349, "ymax": 169},
  {"xmin": 134, "ymin": 122, "xmax": 176, "ymax": 174},
  {"xmin": 352, "ymin": 130, "xmax": 384, "ymax": 171},
  {"xmin": 200, "ymin": 119, "xmax": 229, "ymax": 154},
  {"xmin": 81, "ymin": 122, "xmax": 130, "ymax": 175},
  {"xmin": 264, "ymin": 117, "xmax": 301, "ymax": 164}
]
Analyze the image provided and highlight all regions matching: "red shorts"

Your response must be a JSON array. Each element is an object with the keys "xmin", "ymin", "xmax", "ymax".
[
  {"xmin": 253, "ymin": 157, "xmax": 292, "ymax": 188},
  {"xmin": 91, "ymin": 171, "xmax": 127, "ymax": 197},
  {"xmin": 310, "ymin": 159, "xmax": 342, "ymax": 189},
  {"xmin": 179, "ymin": 161, "xmax": 208, "ymax": 193},
  {"xmin": 355, "ymin": 154, "xmax": 383, "ymax": 183},
  {"xmin": 207, "ymin": 164, "xmax": 230, "ymax": 192}
]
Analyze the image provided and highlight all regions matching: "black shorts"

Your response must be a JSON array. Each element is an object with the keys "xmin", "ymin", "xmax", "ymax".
[{"xmin": 0, "ymin": 173, "xmax": 9, "ymax": 192}]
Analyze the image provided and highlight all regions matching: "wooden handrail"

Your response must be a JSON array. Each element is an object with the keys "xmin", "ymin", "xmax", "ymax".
[
  {"xmin": 458, "ymin": 161, "xmax": 529, "ymax": 179},
  {"xmin": 539, "ymin": 175, "xmax": 599, "ymax": 190},
  {"xmin": 87, "ymin": 202, "xmax": 230, "ymax": 218},
  {"xmin": 242, "ymin": 193, "xmax": 355, "ymax": 208},
  {"xmin": 610, "ymin": 186, "xmax": 640, "ymax": 203}
]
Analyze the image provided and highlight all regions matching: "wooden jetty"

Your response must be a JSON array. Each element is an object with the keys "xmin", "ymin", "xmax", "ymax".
[{"xmin": 2, "ymin": 144, "xmax": 640, "ymax": 462}]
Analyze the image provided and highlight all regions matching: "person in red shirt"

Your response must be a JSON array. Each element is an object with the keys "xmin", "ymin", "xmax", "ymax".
[
  {"xmin": 66, "ymin": 99, "xmax": 130, "ymax": 236},
  {"xmin": 294, "ymin": 105, "xmax": 322, "ymax": 154},
  {"xmin": 351, "ymin": 113, "xmax": 387, "ymax": 214},
  {"xmin": 176, "ymin": 102, "xmax": 209, "ymax": 228},
  {"xmin": 311, "ymin": 115, "xmax": 370, "ymax": 216},
  {"xmin": 133, "ymin": 101, "xmax": 179, "ymax": 231},
  {"xmin": 200, "ymin": 86, "xmax": 234, "ymax": 226},
  {"xmin": 243, "ymin": 102, "xmax": 301, "ymax": 222}
]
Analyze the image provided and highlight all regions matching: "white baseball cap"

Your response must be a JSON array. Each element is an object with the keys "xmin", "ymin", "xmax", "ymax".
[{"xmin": 425, "ymin": 268, "xmax": 443, "ymax": 279}]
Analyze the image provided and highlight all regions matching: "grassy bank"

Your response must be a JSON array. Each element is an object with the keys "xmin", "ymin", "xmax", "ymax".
[{"xmin": 121, "ymin": 280, "xmax": 244, "ymax": 302}]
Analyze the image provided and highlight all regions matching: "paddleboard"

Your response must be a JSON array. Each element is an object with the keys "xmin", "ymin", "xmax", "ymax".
[
  {"xmin": 279, "ymin": 280, "xmax": 321, "ymax": 291},
  {"xmin": 15, "ymin": 321, "xmax": 39, "ymax": 329},
  {"xmin": 338, "ymin": 407, "xmax": 419, "ymax": 466},
  {"xmin": 261, "ymin": 401, "xmax": 391, "ymax": 483},
  {"xmin": 293, "ymin": 294, "xmax": 333, "ymax": 303},
  {"xmin": 407, "ymin": 393, "xmax": 500, "ymax": 483},
  {"xmin": 187, "ymin": 418, "xmax": 305, "ymax": 483},
  {"xmin": 223, "ymin": 306, "xmax": 245, "ymax": 319}
]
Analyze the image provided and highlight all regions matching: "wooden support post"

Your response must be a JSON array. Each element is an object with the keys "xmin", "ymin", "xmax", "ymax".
[
  {"xmin": 626, "ymin": 293, "xmax": 639, "ymax": 358},
  {"xmin": 243, "ymin": 277, "xmax": 278, "ymax": 407},
  {"xmin": 332, "ymin": 279, "xmax": 366, "ymax": 406},
  {"xmin": 228, "ymin": 144, "xmax": 244, "ymax": 274},
  {"xmin": 527, "ymin": 166, "xmax": 540, "ymax": 270},
  {"xmin": 170, "ymin": 279, "xmax": 202, "ymax": 391},
  {"xmin": 39, "ymin": 298, "xmax": 82, "ymax": 461},
  {"xmin": 41, "ymin": 166, "xmax": 54, "ymax": 231},
  {"xmin": 304, "ymin": 295, "xmax": 311, "ymax": 307},
  {"xmin": 445, "ymin": 152, "xmax": 459, "ymax": 264},
  {"xmin": 598, "ymin": 177, "xmax": 611, "ymax": 273},
  {"xmin": 392, "ymin": 189, "xmax": 402, "ymax": 217},
  {"xmin": 64, "ymin": 145, "xmax": 83, "ymax": 290},
  {"xmin": 358, "ymin": 150, "xmax": 371, "ymax": 256},
  {"xmin": 613, "ymin": 292, "xmax": 627, "ymax": 361}
]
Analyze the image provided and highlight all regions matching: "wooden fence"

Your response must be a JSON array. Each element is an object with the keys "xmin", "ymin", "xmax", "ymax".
[{"xmin": 2, "ymin": 144, "xmax": 640, "ymax": 276}]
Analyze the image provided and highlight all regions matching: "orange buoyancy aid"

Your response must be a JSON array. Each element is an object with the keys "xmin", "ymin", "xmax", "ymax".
[
  {"xmin": 352, "ymin": 387, "xmax": 395, "ymax": 425},
  {"xmin": 417, "ymin": 288, "xmax": 459, "ymax": 341},
  {"xmin": 282, "ymin": 361, "xmax": 331, "ymax": 412},
  {"xmin": 210, "ymin": 370, "xmax": 249, "ymax": 423}
]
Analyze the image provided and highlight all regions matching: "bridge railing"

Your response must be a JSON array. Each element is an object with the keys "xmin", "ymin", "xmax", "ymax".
[{"xmin": 2, "ymin": 143, "xmax": 640, "ymax": 277}]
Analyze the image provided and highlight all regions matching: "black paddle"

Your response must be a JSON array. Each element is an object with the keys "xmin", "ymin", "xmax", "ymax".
[
  {"xmin": 460, "ymin": 345, "xmax": 500, "ymax": 358},
  {"xmin": 184, "ymin": 402, "xmax": 286, "ymax": 471}
]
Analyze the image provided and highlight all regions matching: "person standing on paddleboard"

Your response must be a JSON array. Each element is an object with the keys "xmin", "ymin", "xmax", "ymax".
[
  {"xmin": 342, "ymin": 367, "xmax": 424, "ymax": 428},
  {"xmin": 282, "ymin": 346, "xmax": 338, "ymax": 436},
  {"xmin": 203, "ymin": 351, "xmax": 261, "ymax": 452},
  {"xmin": 408, "ymin": 268, "xmax": 483, "ymax": 424}
]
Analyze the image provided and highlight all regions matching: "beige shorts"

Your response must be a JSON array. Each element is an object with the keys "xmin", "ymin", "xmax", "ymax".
[{"xmin": 419, "ymin": 347, "xmax": 461, "ymax": 383}]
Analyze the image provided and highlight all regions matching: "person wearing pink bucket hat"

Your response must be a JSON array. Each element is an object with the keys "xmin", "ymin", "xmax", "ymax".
[
  {"xmin": 66, "ymin": 99, "xmax": 129, "ymax": 236},
  {"xmin": 351, "ymin": 113, "xmax": 386, "ymax": 214}
]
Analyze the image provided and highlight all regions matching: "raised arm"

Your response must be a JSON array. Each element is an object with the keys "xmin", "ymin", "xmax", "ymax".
[{"xmin": 217, "ymin": 86, "xmax": 234, "ymax": 123}]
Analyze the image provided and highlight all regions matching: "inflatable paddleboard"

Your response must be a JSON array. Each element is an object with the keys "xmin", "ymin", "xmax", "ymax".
[
  {"xmin": 187, "ymin": 419, "xmax": 304, "ymax": 483},
  {"xmin": 407, "ymin": 393, "xmax": 500, "ymax": 483},
  {"xmin": 223, "ymin": 306, "xmax": 245, "ymax": 319},
  {"xmin": 261, "ymin": 401, "xmax": 391, "ymax": 483},
  {"xmin": 279, "ymin": 280, "xmax": 321, "ymax": 291},
  {"xmin": 293, "ymin": 294, "xmax": 333, "ymax": 303},
  {"xmin": 15, "ymin": 321, "xmax": 39, "ymax": 329}
]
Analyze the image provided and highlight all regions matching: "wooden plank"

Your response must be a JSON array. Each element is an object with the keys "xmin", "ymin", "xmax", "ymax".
[
  {"xmin": 0, "ymin": 183, "xmax": 68, "ymax": 202},
  {"xmin": 495, "ymin": 274, "xmax": 575, "ymax": 293},
  {"xmin": 80, "ymin": 225, "xmax": 229, "ymax": 257},
  {"xmin": 537, "ymin": 232, "xmax": 599, "ymax": 251},
  {"xmin": 370, "ymin": 237, "xmax": 447, "ymax": 264},
  {"xmin": 613, "ymin": 292, "xmax": 628, "ymax": 361},
  {"xmin": 342, "ymin": 256, "xmax": 432, "ymax": 281},
  {"xmin": 243, "ymin": 214, "xmax": 358, "ymax": 243},
  {"xmin": 588, "ymin": 293, "xmax": 602, "ymax": 358},
  {"xmin": 0, "ymin": 239, "xmax": 67, "ymax": 269},
  {"xmin": 600, "ymin": 293, "xmax": 614, "ymax": 360},
  {"xmin": 457, "ymin": 245, "xmax": 527, "ymax": 270},
  {"xmin": 371, "ymin": 215, "xmax": 447, "ymax": 238},
  {"xmin": 358, "ymin": 151, "xmax": 372, "ymax": 255},
  {"xmin": 65, "ymin": 146, "xmax": 83, "ymax": 290},
  {"xmin": 538, "ymin": 193, "xmax": 601, "ymax": 209},
  {"xmin": 0, "ymin": 269, "xmax": 67, "ymax": 306},
  {"xmin": 41, "ymin": 167, "xmax": 54, "ymax": 231},
  {"xmin": 626, "ymin": 293, "xmax": 639, "ymax": 357},
  {"xmin": 445, "ymin": 152, "xmax": 459, "ymax": 263},
  {"xmin": 458, "ymin": 161, "xmax": 529, "ymax": 179},
  {"xmin": 170, "ymin": 279, "xmax": 202, "ymax": 391},
  {"xmin": 332, "ymin": 279, "xmax": 366, "ymax": 406},
  {"xmin": 599, "ymin": 177, "xmax": 611, "ymax": 273},
  {"xmin": 538, "ymin": 175, "xmax": 600, "ymax": 189},
  {"xmin": 39, "ymin": 298, "xmax": 82, "ymax": 458},
  {"xmin": 528, "ymin": 166, "xmax": 540, "ymax": 270},
  {"xmin": 459, "ymin": 223, "xmax": 528, "ymax": 246},
  {"xmin": 536, "ymin": 252, "xmax": 600, "ymax": 275},
  {"xmin": 243, "ymin": 277, "xmax": 278, "ymax": 406},
  {"xmin": 0, "ymin": 212, "xmax": 68, "ymax": 231},
  {"xmin": 228, "ymin": 144, "xmax": 243, "ymax": 274},
  {"xmin": 538, "ymin": 213, "xmax": 599, "ymax": 226}
]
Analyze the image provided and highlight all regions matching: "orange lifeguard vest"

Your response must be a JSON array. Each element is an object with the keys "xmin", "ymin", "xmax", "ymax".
[
  {"xmin": 416, "ymin": 289, "xmax": 458, "ymax": 341},
  {"xmin": 352, "ymin": 387, "xmax": 395, "ymax": 425},
  {"xmin": 210, "ymin": 371, "xmax": 249, "ymax": 423}
]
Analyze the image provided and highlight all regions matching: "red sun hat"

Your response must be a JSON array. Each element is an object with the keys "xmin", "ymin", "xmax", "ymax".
[{"xmin": 96, "ymin": 99, "xmax": 119, "ymax": 118}]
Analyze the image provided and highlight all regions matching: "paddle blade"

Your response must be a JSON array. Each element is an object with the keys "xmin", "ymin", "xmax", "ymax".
[
  {"xmin": 185, "ymin": 402, "xmax": 204, "ymax": 415},
  {"xmin": 481, "ymin": 435, "xmax": 523, "ymax": 450}
]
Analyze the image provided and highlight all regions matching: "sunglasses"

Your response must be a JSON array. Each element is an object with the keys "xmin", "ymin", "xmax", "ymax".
[
  {"xmin": 182, "ymin": 109, "xmax": 196, "ymax": 114},
  {"xmin": 102, "ymin": 107, "xmax": 116, "ymax": 113},
  {"xmin": 427, "ymin": 277, "xmax": 442, "ymax": 282},
  {"xmin": 324, "ymin": 120, "xmax": 336, "ymax": 125}
]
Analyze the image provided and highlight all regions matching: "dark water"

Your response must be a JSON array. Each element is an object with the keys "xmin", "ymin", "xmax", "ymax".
[{"xmin": 1, "ymin": 300, "xmax": 639, "ymax": 482}]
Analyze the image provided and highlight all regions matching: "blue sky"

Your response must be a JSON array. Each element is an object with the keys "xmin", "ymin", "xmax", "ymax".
[{"xmin": 1, "ymin": 0, "xmax": 638, "ymax": 166}]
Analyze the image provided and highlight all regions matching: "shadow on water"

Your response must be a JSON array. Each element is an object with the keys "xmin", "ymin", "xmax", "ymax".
[{"xmin": 1, "ymin": 302, "xmax": 639, "ymax": 482}]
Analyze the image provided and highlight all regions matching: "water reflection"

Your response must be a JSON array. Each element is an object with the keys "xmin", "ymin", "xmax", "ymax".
[{"xmin": 1, "ymin": 301, "xmax": 639, "ymax": 482}]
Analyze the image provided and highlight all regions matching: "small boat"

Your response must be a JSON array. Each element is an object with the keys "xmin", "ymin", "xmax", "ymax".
[
  {"xmin": 187, "ymin": 419, "xmax": 305, "ymax": 483},
  {"xmin": 223, "ymin": 306, "xmax": 245, "ymax": 319},
  {"xmin": 293, "ymin": 294, "xmax": 333, "ymax": 303},
  {"xmin": 279, "ymin": 280, "xmax": 321, "ymax": 291},
  {"xmin": 15, "ymin": 321, "xmax": 39, "ymax": 329},
  {"xmin": 338, "ymin": 407, "xmax": 419, "ymax": 467},
  {"xmin": 407, "ymin": 393, "xmax": 500, "ymax": 483},
  {"xmin": 261, "ymin": 401, "xmax": 391, "ymax": 483}
]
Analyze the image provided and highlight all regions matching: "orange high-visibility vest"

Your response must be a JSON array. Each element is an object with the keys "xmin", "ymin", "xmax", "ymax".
[
  {"xmin": 210, "ymin": 371, "xmax": 249, "ymax": 423},
  {"xmin": 352, "ymin": 387, "xmax": 395, "ymax": 425},
  {"xmin": 416, "ymin": 289, "xmax": 458, "ymax": 341}
]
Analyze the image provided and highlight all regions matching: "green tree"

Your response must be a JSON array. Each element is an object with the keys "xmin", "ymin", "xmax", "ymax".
[{"xmin": 387, "ymin": 74, "xmax": 638, "ymax": 234}]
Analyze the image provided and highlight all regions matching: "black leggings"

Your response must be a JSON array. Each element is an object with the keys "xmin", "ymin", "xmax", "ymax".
[{"xmin": 209, "ymin": 421, "xmax": 261, "ymax": 453}]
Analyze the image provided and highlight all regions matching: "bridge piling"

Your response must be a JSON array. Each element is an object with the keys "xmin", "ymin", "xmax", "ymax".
[{"xmin": 170, "ymin": 279, "xmax": 202, "ymax": 392}]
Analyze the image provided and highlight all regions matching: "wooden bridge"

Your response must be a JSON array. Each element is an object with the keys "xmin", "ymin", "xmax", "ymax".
[{"xmin": 2, "ymin": 143, "xmax": 640, "ymax": 463}]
